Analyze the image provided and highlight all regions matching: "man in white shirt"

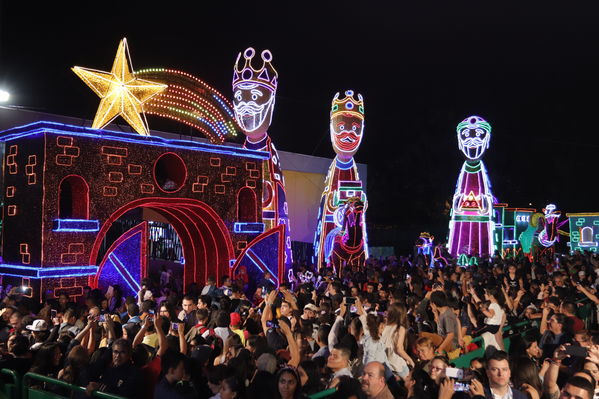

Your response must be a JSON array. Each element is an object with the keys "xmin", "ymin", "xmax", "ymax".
[{"xmin": 484, "ymin": 351, "xmax": 527, "ymax": 399}]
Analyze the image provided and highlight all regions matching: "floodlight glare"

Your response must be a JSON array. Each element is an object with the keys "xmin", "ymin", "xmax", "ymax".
[{"xmin": 0, "ymin": 90, "xmax": 9, "ymax": 103}]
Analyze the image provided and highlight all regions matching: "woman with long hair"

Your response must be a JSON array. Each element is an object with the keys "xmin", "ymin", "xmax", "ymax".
[
  {"xmin": 30, "ymin": 342, "xmax": 62, "ymax": 377},
  {"xmin": 384, "ymin": 302, "xmax": 413, "ymax": 378},
  {"xmin": 356, "ymin": 298, "xmax": 387, "ymax": 368},
  {"xmin": 511, "ymin": 357, "xmax": 543, "ymax": 399},
  {"xmin": 58, "ymin": 345, "xmax": 90, "ymax": 385}
]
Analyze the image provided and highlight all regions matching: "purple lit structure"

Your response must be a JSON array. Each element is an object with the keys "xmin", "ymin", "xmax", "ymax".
[{"xmin": 447, "ymin": 116, "xmax": 495, "ymax": 258}]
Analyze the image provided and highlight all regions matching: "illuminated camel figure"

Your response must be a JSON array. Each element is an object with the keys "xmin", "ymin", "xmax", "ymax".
[
  {"xmin": 232, "ymin": 48, "xmax": 292, "ymax": 276},
  {"xmin": 447, "ymin": 116, "xmax": 495, "ymax": 259},
  {"xmin": 330, "ymin": 198, "xmax": 366, "ymax": 275},
  {"xmin": 313, "ymin": 90, "xmax": 368, "ymax": 270}
]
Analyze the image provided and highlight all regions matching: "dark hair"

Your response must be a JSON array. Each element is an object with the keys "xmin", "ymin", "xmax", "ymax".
[
  {"xmin": 12, "ymin": 335, "xmax": 30, "ymax": 356},
  {"xmin": 485, "ymin": 350, "xmax": 509, "ymax": 367},
  {"xmin": 31, "ymin": 342, "xmax": 61, "ymax": 376},
  {"xmin": 430, "ymin": 291, "xmax": 447, "ymax": 308},
  {"xmin": 196, "ymin": 308, "xmax": 209, "ymax": 322},
  {"xmin": 182, "ymin": 295, "xmax": 196, "ymax": 303},
  {"xmin": 317, "ymin": 324, "xmax": 331, "ymax": 344},
  {"xmin": 299, "ymin": 360, "xmax": 324, "ymax": 395},
  {"xmin": 223, "ymin": 375, "xmax": 245, "ymax": 398},
  {"xmin": 365, "ymin": 313, "xmax": 383, "ymax": 341},
  {"xmin": 387, "ymin": 303, "xmax": 408, "ymax": 328},
  {"xmin": 408, "ymin": 367, "xmax": 436, "ymax": 399},
  {"xmin": 276, "ymin": 368, "xmax": 300, "ymax": 399},
  {"xmin": 511, "ymin": 357, "xmax": 542, "ymax": 396},
  {"xmin": 215, "ymin": 310, "xmax": 231, "ymax": 328},
  {"xmin": 332, "ymin": 344, "xmax": 351, "ymax": 361},
  {"xmin": 332, "ymin": 376, "xmax": 366, "ymax": 399},
  {"xmin": 60, "ymin": 345, "xmax": 89, "ymax": 384},
  {"xmin": 111, "ymin": 338, "xmax": 132, "ymax": 356},
  {"xmin": 161, "ymin": 350, "xmax": 186, "ymax": 374},
  {"xmin": 140, "ymin": 300, "xmax": 154, "ymax": 314},
  {"xmin": 566, "ymin": 376, "xmax": 595, "ymax": 399},
  {"xmin": 199, "ymin": 295, "xmax": 212, "ymax": 307}
]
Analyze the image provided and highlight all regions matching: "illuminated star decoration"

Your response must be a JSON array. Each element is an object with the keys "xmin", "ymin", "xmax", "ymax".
[{"xmin": 72, "ymin": 38, "xmax": 167, "ymax": 136}]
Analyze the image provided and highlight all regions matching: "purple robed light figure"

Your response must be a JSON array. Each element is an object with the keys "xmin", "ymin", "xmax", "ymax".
[{"xmin": 447, "ymin": 116, "xmax": 495, "ymax": 258}]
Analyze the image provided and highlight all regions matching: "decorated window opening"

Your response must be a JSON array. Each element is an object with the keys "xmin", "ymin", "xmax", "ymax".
[
  {"xmin": 237, "ymin": 187, "xmax": 258, "ymax": 222},
  {"xmin": 581, "ymin": 226, "xmax": 594, "ymax": 244},
  {"xmin": 59, "ymin": 175, "xmax": 89, "ymax": 219}
]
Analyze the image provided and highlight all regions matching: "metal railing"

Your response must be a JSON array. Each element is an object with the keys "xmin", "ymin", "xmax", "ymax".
[{"xmin": 21, "ymin": 372, "xmax": 127, "ymax": 399}]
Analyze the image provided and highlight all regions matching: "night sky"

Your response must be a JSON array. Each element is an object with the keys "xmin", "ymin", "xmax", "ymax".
[{"xmin": 2, "ymin": 2, "xmax": 599, "ymax": 252}]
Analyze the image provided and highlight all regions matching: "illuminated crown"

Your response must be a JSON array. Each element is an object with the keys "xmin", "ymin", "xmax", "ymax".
[
  {"xmin": 456, "ymin": 115, "xmax": 491, "ymax": 134},
  {"xmin": 331, "ymin": 90, "xmax": 365, "ymax": 118},
  {"xmin": 232, "ymin": 47, "xmax": 278, "ymax": 91}
]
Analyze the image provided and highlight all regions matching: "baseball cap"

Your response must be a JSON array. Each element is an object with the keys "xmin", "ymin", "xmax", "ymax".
[
  {"xmin": 26, "ymin": 319, "xmax": 49, "ymax": 332},
  {"xmin": 304, "ymin": 303, "xmax": 320, "ymax": 313}
]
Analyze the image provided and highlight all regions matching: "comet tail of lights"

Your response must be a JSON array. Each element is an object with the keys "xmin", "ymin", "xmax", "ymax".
[{"xmin": 135, "ymin": 68, "xmax": 240, "ymax": 144}]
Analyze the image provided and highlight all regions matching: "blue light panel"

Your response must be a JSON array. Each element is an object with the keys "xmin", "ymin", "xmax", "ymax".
[
  {"xmin": 233, "ymin": 222, "xmax": 265, "ymax": 234},
  {"xmin": 0, "ymin": 264, "xmax": 99, "ymax": 279},
  {"xmin": 0, "ymin": 121, "xmax": 270, "ymax": 160},
  {"xmin": 53, "ymin": 219, "xmax": 100, "ymax": 232}
]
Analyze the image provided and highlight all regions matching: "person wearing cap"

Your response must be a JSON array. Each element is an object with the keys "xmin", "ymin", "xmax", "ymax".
[
  {"xmin": 302, "ymin": 303, "xmax": 319, "ymax": 322},
  {"xmin": 26, "ymin": 319, "xmax": 49, "ymax": 350},
  {"xmin": 230, "ymin": 312, "xmax": 245, "ymax": 345}
]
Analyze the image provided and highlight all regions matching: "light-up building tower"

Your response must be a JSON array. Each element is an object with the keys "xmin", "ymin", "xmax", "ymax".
[{"xmin": 447, "ymin": 116, "xmax": 495, "ymax": 258}]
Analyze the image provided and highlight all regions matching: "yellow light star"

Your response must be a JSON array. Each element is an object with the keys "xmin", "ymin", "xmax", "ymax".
[{"xmin": 72, "ymin": 38, "xmax": 166, "ymax": 136}]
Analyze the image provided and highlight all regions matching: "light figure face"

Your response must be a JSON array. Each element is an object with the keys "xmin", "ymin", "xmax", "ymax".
[
  {"xmin": 233, "ymin": 82, "xmax": 275, "ymax": 140},
  {"xmin": 457, "ymin": 116, "xmax": 491, "ymax": 160},
  {"xmin": 330, "ymin": 112, "xmax": 364, "ymax": 161}
]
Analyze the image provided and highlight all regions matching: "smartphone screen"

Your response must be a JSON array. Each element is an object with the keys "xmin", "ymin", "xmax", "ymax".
[
  {"xmin": 454, "ymin": 382, "xmax": 470, "ymax": 392},
  {"xmin": 171, "ymin": 322, "xmax": 179, "ymax": 330}
]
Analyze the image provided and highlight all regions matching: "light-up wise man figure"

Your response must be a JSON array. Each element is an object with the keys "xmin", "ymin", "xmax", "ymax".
[
  {"xmin": 313, "ymin": 90, "xmax": 368, "ymax": 271},
  {"xmin": 447, "ymin": 116, "xmax": 495, "ymax": 258},
  {"xmin": 232, "ymin": 47, "xmax": 292, "ymax": 267}
]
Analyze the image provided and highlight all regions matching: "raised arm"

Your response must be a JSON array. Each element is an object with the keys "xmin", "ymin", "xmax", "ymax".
[
  {"xmin": 154, "ymin": 316, "xmax": 168, "ymax": 357},
  {"xmin": 280, "ymin": 320, "xmax": 300, "ymax": 368},
  {"xmin": 177, "ymin": 322, "xmax": 187, "ymax": 355},
  {"xmin": 133, "ymin": 317, "xmax": 151, "ymax": 348},
  {"xmin": 577, "ymin": 284, "xmax": 599, "ymax": 305},
  {"xmin": 261, "ymin": 290, "xmax": 277, "ymax": 334},
  {"xmin": 540, "ymin": 306, "xmax": 550, "ymax": 335}
]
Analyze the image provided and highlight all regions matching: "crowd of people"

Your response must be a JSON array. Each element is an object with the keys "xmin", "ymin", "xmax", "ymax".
[{"xmin": 2, "ymin": 250, "xmax": 599, "ymax": 399}]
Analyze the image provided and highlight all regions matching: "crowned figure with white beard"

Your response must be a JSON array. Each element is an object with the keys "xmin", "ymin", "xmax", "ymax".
[
  {"xmin": 313, "ymin": 90, "xmax": 368, "ymax": 271},
  {"xmin": 232, "ymin": 48, "xmax": 292, "ymax": 267},
  {"xmin": 447, "ymin": 116, "xmax": 496, "ymax": 258}
]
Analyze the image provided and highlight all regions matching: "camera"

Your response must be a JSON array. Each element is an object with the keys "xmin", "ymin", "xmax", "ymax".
[
  {"xmin": 345, "ymin": 297, "xmax": 356, "ymax": 304},
  {"xmin": 51, "ymin": 309, "xmax": 57, "ymax": 319}
]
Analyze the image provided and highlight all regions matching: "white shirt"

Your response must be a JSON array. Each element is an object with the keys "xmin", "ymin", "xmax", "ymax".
[
  {"xmin": 485, "ymin": 302, "xmax": 505, "ymax": 325},
  {"xmin": 490, "ymin": 387, "xmax": 513, "ymax": 399}
]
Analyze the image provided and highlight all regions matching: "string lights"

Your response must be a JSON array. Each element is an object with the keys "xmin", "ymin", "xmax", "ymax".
[{"xmin": 135, "ymin": 68, "xmax": 239, "ymax": 144}]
